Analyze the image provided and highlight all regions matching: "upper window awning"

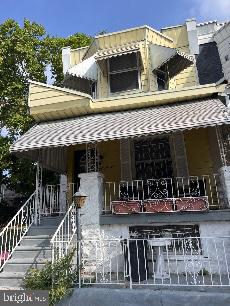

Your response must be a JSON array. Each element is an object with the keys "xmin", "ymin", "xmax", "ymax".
[
  {"xmin": 150, "ymin": 44, "xmax": 195, "ymax": 78},
  {"xmin": 94, "ymin": 42, "xmax": 141, "ymax": 62},
  {"xmin": 66, "ymin": 56, "xmax": 98, "ymax": 81}
]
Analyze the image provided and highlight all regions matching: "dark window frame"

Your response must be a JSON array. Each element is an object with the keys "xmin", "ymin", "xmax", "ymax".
[
  {"xmin": 155, "ymin": 69, "xmax": 169, "ymax": 91},
  {"xmin": 108, "ymin": 53, "xmax": 141, "ymax": 94}
]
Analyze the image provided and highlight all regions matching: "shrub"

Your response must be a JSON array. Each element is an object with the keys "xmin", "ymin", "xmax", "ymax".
[
  {"xmin": 198, "ymin": 268, "xmax": 209, "ymax": 276},
  {"xmin": 23, "ymin": 250, "xmax": 78, "ymax": 306}
]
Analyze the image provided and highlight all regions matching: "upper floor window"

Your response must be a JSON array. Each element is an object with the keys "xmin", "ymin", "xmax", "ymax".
[
  {"xmin": 108, "ymin": 53, "xmax": 140, "ymax": 93},
  {"xmin": 156, "ymin": 69, "xmax": 168, "ymax": 91}
]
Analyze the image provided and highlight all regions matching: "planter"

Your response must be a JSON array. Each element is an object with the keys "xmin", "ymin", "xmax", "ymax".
[
  {"xmin": 175, "ymin": 196, "xmax": 209, "ymax": 211},
  {"xmin": 112, "ymin": 200, "xmax": 142, "ymax": 214},
  {"xmin": 143, "ymin": 199, "xmax": 174, "ymax": 213}
]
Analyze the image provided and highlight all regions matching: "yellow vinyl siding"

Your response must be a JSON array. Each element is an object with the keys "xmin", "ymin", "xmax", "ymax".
[
  {"xmin": 70, "ymin": 47, "xmax": 88, "ymax": 66},
  {"xmin": 29, "ymin": 81, "xmax": 225, "ymax": 122},
  {"xmin": 162, "ymin": 25, "xmax": 198, "ymax": 89},
  {"xmin": 184, "ymin": 128, "xmax": 214, "ymax": 176},
  {"xmin": 96, "ymin": 28, "xmax": 146, "ymax": 50},
  {"xmin": 146, "ymin": 28, "xmax": 173, "ymax": 48},
  {"xmin": 67, "ymin": 129, "xmax": 215, "ymax": 181},
  {"xmin": 66, "ymin": 140, "xmax": 121, "ymax": 185},
  {"xmin": 98, "ymin": 141, "xmax": 121, "ymax": 182}
]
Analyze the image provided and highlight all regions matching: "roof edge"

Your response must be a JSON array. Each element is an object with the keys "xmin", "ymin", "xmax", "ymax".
[
  {"xmin": 95, "ymin": 25, "xmax": 173, "ymax": 42},
  {"xmin": 29, "ymin": 80, "xmax": 92, "ymax": 99}
]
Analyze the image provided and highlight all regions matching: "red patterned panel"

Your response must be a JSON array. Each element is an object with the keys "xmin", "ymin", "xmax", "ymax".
[
  {"xmin": 143, "ymin": 199, "xmax": 174, "ymax": 213},
  {"xmin": 176, "ymin": 197, "xmax": 209, "ymax": 211},
  {"xmin": 112, "ymin": 200, "xmax": 142, "ymax": 214}
]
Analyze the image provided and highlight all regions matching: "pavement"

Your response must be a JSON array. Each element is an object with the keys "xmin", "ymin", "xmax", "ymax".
[{"xmin": 57, "ymin": 287, "xmax": 230, "ymax": 306}]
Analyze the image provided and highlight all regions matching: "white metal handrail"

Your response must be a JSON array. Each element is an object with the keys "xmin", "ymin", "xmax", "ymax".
[
  {"xmin": 51, "ymin": 202, "xmax": 77, "ymax": 263},
  {"xmin": 0, "ymin": 191, "xmax": 36, "ymax": 271},
  {"xmin": 76, "ymin": 236, "xmax": 230, "ymax": 287}
]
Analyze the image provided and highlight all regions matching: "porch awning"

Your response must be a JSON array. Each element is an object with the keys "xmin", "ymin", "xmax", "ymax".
[
  {"xmin": 94, "ymin": 42, "xmax": 141, "ymax": 61},
  {"xmin": 10, "ymin": 98, "xmax": 230, "ymax": 173},
  {"xmin": 150, "ymin": 44, "xmax": 194, "ymax": 78},
  {"xmin": 66, "ymin": 56, "xmax": 98, "ymax": 81}
]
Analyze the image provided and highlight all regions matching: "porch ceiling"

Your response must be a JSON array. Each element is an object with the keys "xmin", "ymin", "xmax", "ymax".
[{"xmin": 10, "ymin": 98, "xmax": 230, "ymax": 173}]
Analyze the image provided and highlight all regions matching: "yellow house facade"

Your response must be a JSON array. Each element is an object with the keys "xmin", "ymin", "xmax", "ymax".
[{"xmin": 11, "ymin": 21, "xmax": 230, "ymax": 242}]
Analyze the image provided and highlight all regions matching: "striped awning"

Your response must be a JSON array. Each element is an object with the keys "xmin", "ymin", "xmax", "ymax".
[
  {"xmin": 94, "ymin": 42, "xmax": 141, "ymax": 61},
  {"xmin": 67, "ymin": 56, "xmax": 98, "ymax": 81},
  {"xmin": 150, "ymin": 44, "xmax": 194, "ymax": 78},
  {"xmin": 11, "ymin": 98, "xmax": 230, "ymax": 164}
]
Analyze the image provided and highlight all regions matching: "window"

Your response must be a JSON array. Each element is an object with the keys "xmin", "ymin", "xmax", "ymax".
[
  {"xmin": 108, "ymin": 53, "xmax": 140, "ymax": 93},
  {"xmin": 134, "ymin": 137, "xmax": 173, "ymax": 180},
  {"xmin": 129, "ymin": 225, "xmax": 201, "ymax": 252},
  {"xmin": 156, "ymin": 69, "xmax": 168, "ymax": 91}
]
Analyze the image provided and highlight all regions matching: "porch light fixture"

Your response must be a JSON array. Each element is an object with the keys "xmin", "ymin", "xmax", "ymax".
[{"xmin": 73, "ymin": 190, "xmax": 87, "ymax": 208}]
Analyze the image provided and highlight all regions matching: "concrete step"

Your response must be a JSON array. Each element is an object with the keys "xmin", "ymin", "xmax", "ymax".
[
  {"xmin": 39, "ymin": 216, "xmax": 64, "ymax": 227},
  {"xmin": 4, "ymin": 261, "xmax": 47, "ymax": 273},
  {"xmin": 20, "ymin": 235, "xmax": 51, "ymax": 247},
  {"xmin": 0, "ymin": 278, "xmax": 24, "ymax": 288},
  {"xmin": 0, "ymin": 271, "xmax": 25, "ymax": 279},
  {"xmin": 0, "ymin": 271, "xmax": 25, "ymax": 288},
  {"xmin": 13, "ymin": 246, "xmax": 52, "ymax": 259},
  {"xmin": 27, "ymin": 226, "xmax": 58, "ymax": 236}
]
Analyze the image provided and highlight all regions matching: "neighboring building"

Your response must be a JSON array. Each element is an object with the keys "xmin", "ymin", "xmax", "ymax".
[
  {"xmin": 214, "ymin": 22, "xmax": 230, "ymax": 82},
  {"xmin": 2, "ymin": 20, "xmax": 230, "ymax": 288},
  {"xmin": 162, "ymin": 19, "xmax": 226, "ymax": 85}
]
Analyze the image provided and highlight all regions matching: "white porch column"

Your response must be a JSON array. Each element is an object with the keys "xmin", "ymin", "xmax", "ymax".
[
  {"xmin": 216, "ymin": 126, "xmax": 230, "ymax": 207},
  {"xmin": 78, "ymin": 172, "xmax": 104, "ymax": 239},
  {"xmin": 219, "ymin": 166, "xmax": 230, "ymax": 207}
]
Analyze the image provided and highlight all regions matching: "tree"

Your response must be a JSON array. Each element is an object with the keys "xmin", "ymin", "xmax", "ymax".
[{"xmin": 0, "ymin": 19, "xmax": 91, "ymax": 195}]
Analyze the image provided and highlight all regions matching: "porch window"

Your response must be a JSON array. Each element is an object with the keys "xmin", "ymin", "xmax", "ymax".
[
  {"xmin": 108, "ymin": 53, "xmax": 140, "ymax": 93},
  {"xmin": 134, "ymin": 137, "xmax": 173, "ymax": 180},
  {"xmin": 130, "ymin": 225, "xmax": 201, "ymax": 252}
]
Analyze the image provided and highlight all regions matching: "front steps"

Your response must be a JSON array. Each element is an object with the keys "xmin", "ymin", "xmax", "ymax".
[{"xmin": 0, "ymin": 215, "xmax": 63, "ymax": 289}]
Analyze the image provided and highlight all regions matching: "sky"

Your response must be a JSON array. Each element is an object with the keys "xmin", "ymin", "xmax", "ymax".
[{"xmin": 0, "ymin": 0, "xmax": 229, "ymax": 38}]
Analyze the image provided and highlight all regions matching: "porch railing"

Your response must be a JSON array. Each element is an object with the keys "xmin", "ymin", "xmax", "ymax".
[
  {"xmin": 0, "ymin": 191, "xmax": 36, "ymax": 271},
  {"xmin": 104, "ymin": 174, "xmax": 223, "ymax": 214},
  {"xmin": 40, "ymin": 183, "xmax": 78, "ymax": 216},
  {"xmin": 77, "ymin": 236, "xmax": 230, "ymax": 287},
  {"xmin": 51, "ymin": 202, "xmax": 77, "ymax": 263}
]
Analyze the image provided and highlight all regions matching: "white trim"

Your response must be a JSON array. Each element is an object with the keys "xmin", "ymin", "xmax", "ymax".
[
  {"xmin": 94, "ymin": 82, "xmax": 221, "ymax": 103},
  {"xmin": 161, "ymin": 24, "xmax": 184, "ymax": 30},
  {"xmin": 70, "ymin": 46, "xmax": 89, "ymax": 52},
  {"xmin": 95, "ymin": 25, "xmax": 173, "ymax": 42},
  {"xmin": 29, "ymin": 80, "xmax": 92, "ymax": 99}
]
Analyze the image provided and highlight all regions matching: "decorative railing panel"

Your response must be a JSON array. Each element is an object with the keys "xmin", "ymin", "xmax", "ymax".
[
  {"xmin": 104, "ymin": 174, "xmax": 222, "ymax": 214},
  {"xmin": 77, "ymin": 236, "xmax": 230, "ymax": 287},
  {"xmin": 0, "ymin": 192, "xmax": 36, "ymax": 271}
]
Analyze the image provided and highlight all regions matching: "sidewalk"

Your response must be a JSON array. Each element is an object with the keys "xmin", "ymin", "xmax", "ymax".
[{"xmin": 57, "ymin": 287, "xmax": 230, "ymax": 306}]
